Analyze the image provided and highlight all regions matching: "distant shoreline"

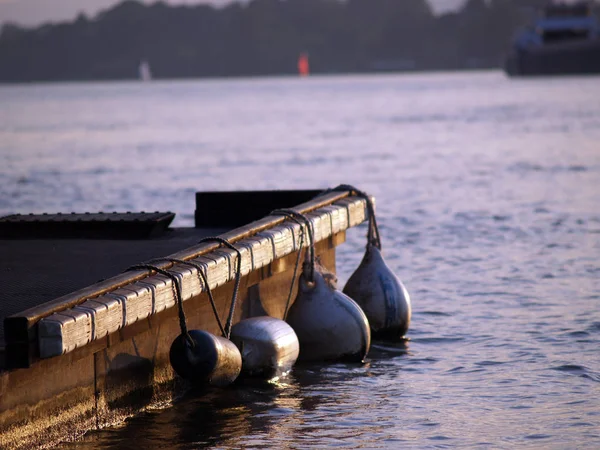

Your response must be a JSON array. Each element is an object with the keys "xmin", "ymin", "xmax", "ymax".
[
  {"xmin": 0, "ymin": 68, "xmax": 511, "ymax": 87},
  {"xmin": 1, "ymin": 0, "xmax": 598, "ymax": 83}
]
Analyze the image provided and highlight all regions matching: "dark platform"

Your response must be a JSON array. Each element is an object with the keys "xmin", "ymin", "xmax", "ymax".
[
  {"xmin": 195, "ymin": 190, "xmax": 322, "ymax": 228},
  {"xmin": 0, "ymin": 211, "xmax": 175, "ymax": 239}
]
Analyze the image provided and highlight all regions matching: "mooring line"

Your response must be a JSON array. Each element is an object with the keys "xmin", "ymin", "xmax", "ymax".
[
  {"xmin": 197, "ymin": 237, "xmax": 242, "ymax": 339},
  {"xmin": 146, "ymin": 257, "xmax": 226, "ymax": 338},
  {"xmin": 270, "ymin": 209, "xmax": 315, "ymax": 283},
  {"xmin": 126, "ymin": 263, "xmax": 193, "ymax": 347},
  {"xmin": 270, "ymin": 210, "xmax": 307, "ymax": 319},
  {"xmin": 328, "ymin": 184, "xmax": 381, "ymax": 250}
]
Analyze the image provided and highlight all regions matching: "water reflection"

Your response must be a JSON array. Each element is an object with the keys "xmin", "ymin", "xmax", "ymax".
[
  {"xmin": 8, "ymin": 73, "xmax": 600, "ymax": 448},
  {"xmin": 69, "ymin": 350, "xmax": 416, "ymax": 449}
]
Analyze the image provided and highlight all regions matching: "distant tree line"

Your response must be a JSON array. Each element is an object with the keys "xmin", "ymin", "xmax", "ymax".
[{"xmin": 0, "ymin": 0, "xmax": 598, "ymax": 82}]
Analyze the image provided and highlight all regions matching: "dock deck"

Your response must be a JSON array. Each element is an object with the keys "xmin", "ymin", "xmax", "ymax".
[{"xmin": 0, "ymin": 189, "xmax": 370, "ymax": 449}]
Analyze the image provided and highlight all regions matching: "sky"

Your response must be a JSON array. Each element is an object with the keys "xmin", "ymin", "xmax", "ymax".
[{"xmin": 0, "ymin": 0, "xmax": 466, "ymax": 27}]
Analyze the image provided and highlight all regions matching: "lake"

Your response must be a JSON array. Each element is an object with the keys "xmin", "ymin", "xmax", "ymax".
[{"xmin": 1, "ymin": 71, "xmax": 599, "ymax": 448}]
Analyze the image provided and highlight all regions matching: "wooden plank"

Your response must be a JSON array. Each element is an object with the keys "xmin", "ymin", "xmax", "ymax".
[
  {"xmin": 195, "ymin": 255, "xmax": 229, "ymax": 289},
  {"xmin": 255, "ymin": 229, "xmax": 278, "ymax": 261},
  {"xmin": 135, "ymin": 275, "xmax": 175, "ymax": 314},
  {"xmin": 322, "ymin": 204, "xmax": 346, "ymax": 234},
  {"xmin": 335, "ymin": 203, "xmax": 350, "ymax": 231},
  {"xmin": 234, "ymin": 241, "xmax": 255, "ymax": 275},
  {"xmin": 336, "ymin": 197, "xmax": 368, "ymax": 227},
  {"xmin": 74, "ymin": 297, "xmax": 123, "ymax": 340},
  {"xmin": 257, "ymin": 226, "xmax": 293, "ymax": 260},
  {"xmin": 331, "ymin": 230, "xmax": 347, "ymax": 248},
  {"xmin": 245, "ymin": 236, "xmax": 274, "ymax": 269},
  {"xmin": 334, "ymin": 197, "xmax": 356, "ymax": 227},
  {"xmin": 119, "ymin": 284, "xmax": 154, "ymax": 313},
  {"xmin": 306, "ymin": 211, "xmax": 331, "ymax": 244},
  {"xmin": 236, "ymin": 245, "xmax": 254, "ymax": 277},
  {"xmin": 38, "ymin": 309, "xmax": 93, "ymax": 358},
  {"xmin": 211, "ymin": 248, "xmax": 237, "ymax": 283},
  {"xmin": 277, "ymin": 221, "xmax": 303, "ymax": 252},
  {"xmin": 106, "ymin": 287, "xmax": 153, "ymax": 327},
  {"xmin": 165, "ymin": 265, "xmax": 201, "ymax": 301}
]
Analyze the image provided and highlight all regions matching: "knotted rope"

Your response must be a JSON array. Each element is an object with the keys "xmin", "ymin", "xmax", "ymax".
[
  {"xmin": 126, "ymin": 263, "xmax": 194, "ymax": 348},
  {"xmin": 197, "ymin": 237, "xmax": 242, "ymax": 339},
  {"xmin": 326, "ymin": 184, "xmax": 381, "ymax": 250},
  {"xmin": 145, "ymin": 257, "xmax": 226, "ymax": 338},
  {"xmin": 270, "ymin": 209, "xmax": 308, "ymax": 319},
  {"xmin": 270, "ymin": 209, "xmax": 315, "ymax": 283},
  {"xmin": 126, "ymin": 238, "xmax": 242, "ymax": 345}
]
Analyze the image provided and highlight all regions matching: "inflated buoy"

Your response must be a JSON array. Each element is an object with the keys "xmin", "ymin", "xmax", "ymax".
[
  {"xmin": 169, "ymin": 330, "xmax": 242, "ymax": 386},
  {"xmin": 343, "ymin": 244, "xmax": 411, "ymax": 339},
  {"xmin": 287, "ymin": 267, "xmax": 370, "ymax": 362},
  {"xmin": 230, "ymin": 316, "xmax": 299, "ymax": 379},
  {"xmin": 270, "ymin": 209, "xmax": 370, "ymax": 363},
  {"xmin": 335, "ymin": 185, "xmax": 412, "ymax": 340}
]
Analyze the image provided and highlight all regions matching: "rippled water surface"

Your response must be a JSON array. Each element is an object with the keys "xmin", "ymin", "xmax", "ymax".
[{"xmin": 1, "ymin": 71, "xmax": 599, "ymax": 448}]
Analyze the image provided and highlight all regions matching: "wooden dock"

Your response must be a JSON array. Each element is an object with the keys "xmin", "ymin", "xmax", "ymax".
[{"xmin": 0, "ymin": 189, "xmax": 370, "ymax": 449}]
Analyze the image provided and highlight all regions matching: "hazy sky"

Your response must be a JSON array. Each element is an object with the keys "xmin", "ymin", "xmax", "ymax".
[{"xmin": 0, "ymin": 0, "xmax": 465, "ymax": 27}]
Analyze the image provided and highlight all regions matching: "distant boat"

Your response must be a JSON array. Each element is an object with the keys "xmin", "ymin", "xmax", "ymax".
[
  {"xmin": 138, "ymin": 60, "xmax": 152, "ymax": 81},
  {"xmin": 505, "ymin": 1, "xmax": 600, "ymax": 76},
  {"xmin": 298, "ymin": 52, "xmax": 310, "ymax": 76}
]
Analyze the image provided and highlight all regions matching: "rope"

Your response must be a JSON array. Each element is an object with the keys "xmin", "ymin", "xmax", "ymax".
[
  {"xmin": 327, "ymin": 184, "xmax": 382, "ymax": 250},
  {"xmin": 197, "ymin": 237, "xmax": 241, "ymax": 339},
  {"xmin": 270, "ymin": 209, "xmax": 315, "ymax": 283},
  {"xmin": 270, "ymin": 210, "xmax": 306, "ymax": 319},
  {"xmin": 126, "ymin": 263, "xmax": 194, "ymax": 348},
  {"xmin": 146, "ymin": 257, "xmax": 226, "ymax": 338}
]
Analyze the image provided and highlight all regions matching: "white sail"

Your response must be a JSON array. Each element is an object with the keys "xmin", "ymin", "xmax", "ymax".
[{"xmin": 138, "ymin": 60, "xmax": 152, "ymax": 81}]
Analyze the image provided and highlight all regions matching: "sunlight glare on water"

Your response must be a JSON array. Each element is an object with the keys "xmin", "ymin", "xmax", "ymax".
[{"xmin": 1, "ymin": 71, "xmax": 599, "ymax": 448}]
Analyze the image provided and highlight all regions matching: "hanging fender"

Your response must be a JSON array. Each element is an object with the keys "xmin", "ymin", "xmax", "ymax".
[
  {"xmin": 169, "ymin": 330, "xmax": 242, "ymax": 386},
  {"xmin": 343, "ymin": 244, "xmax": 411, "ymax": 340},
  {"xmin": 287, "ymin": 269, "xmax": 371, "ymax": 363},
  {"xmin": 230, "ymin": 316, "xmax": 299, "ymax": 379}
]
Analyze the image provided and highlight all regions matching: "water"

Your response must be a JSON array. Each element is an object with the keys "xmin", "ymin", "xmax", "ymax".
[{"xmin": 1, "ymin": 71, "xmax": 599, "ymax": 448}]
